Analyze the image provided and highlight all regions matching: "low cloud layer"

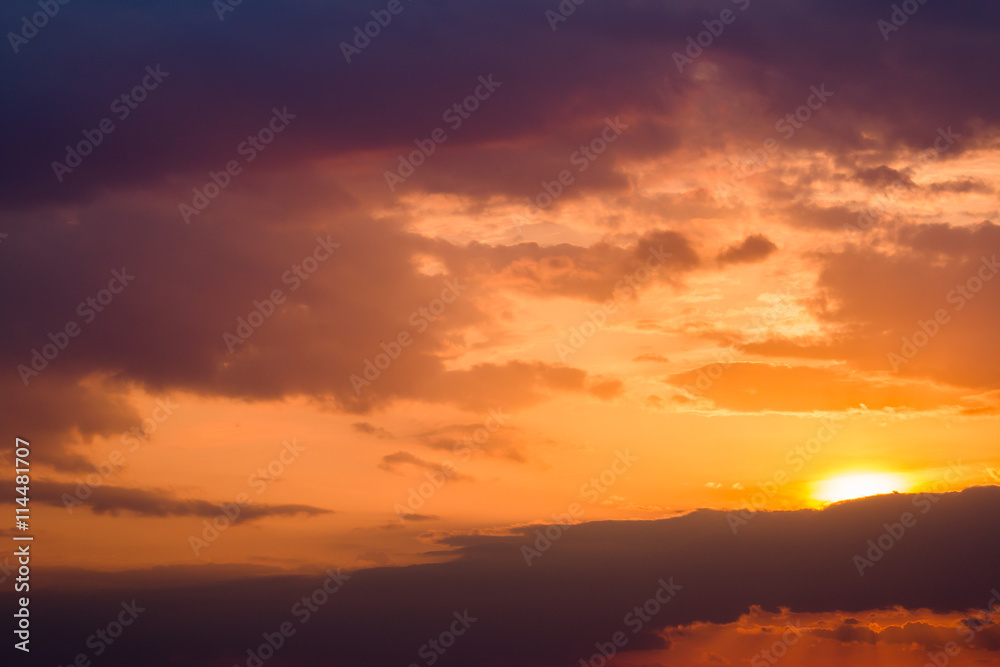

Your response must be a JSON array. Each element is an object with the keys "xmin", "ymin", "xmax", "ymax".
[{"xmin": 13, "ymin": 487, "xmax": 1000, "ymax": 666}]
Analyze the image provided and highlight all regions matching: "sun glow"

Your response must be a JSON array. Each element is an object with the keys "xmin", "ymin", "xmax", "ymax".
[{"xmin": 814, "ymin": 473, "xmax": 910, "ymax": 503}]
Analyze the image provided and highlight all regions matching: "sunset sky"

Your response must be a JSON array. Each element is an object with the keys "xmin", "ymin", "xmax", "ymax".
[{"xmin": 1, "ymin": 0, "xmax": 998, "ymax": 665}]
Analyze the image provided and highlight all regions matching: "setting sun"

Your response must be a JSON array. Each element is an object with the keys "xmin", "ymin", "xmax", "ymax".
[{"xmin": 814, "ymin": 473, "xmax": 911, "ymax": 503}]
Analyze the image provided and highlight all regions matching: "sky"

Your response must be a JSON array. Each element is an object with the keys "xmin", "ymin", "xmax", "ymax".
[{"xmin": 0, "ymin": 0, "xmax": 998, "ymax": 665}]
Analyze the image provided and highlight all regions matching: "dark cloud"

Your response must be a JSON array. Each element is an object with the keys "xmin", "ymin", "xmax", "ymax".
[
  {"xmin": 377, "ymin": 451, "xmax": 474, "ymax": 482},
  {"xmin": 853, "ymin": 165, "xmax": 914, "ymax": 189},
  {"xmin": 2, "ymin": 0, "xmax": 996, "ymax": 210},
  {"xmin": 0, "ymin": 197, "xmax": 673, "ymax": 447},
  {"xmin": 434, "ymin": 230, "xmax": 700, "ymax": 303},
  {"xmin": 0, "ymin": 373, "xmax": 139, "ymax": 471},
  {"xmin": 417, "ymin": 422, "xmax": 526, "ymax": 463},
  {"xmin": 28, "ymin": 480, "xmax": 332, "ymax": 522},
  {"xmin": 875, "ymin": 621, "xmax": 958, "ymax": 650},
  {"xmin": 716, "ymin": 234, "xmax": 778, "ymax": 265},
  {"xmin": 9, "ymin": 487, "xmax": 1000, "ymax": 666},
  {"xmin": 781, "ymin": 202, "xmax": 861, "ymax": 231},
  {"xmin": 812, "ymin": 622, "xmax": 879, "ymax": 644},
  {"xmin": 928, "ymin": 178, "xmax": 994, "ymax": 194},
  {"xmin": 895, "ymin": 220, "xmax": 1000, "ymax": 258},
  {"xmin": 351, "ymin": 422, "xmax": 393, "ymax": 439},
  {"xmin": 4, "ymin": 0, "xmax": 993, "ymax": 455}
]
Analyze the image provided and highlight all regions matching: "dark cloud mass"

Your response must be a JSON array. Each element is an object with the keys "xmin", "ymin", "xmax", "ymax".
[
  {"xmin": 1, "ymin": 0, "xmax": 997, "ymax": 443},
  {"xmin": 0, "ymin": 0, "xmax": 998, "ymax": 207},
  {"xmin": 7, "ymin": 488, "xmax": 999, "ymax": 666},
  {"xmin": 717, "ymin": 234, "xmax": 778, "ymax": 265}
]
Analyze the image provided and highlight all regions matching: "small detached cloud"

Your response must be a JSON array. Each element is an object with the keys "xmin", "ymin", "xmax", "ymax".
[
  {"xmin": 717, "ymin": 235, "xmax": 778, "ymax": 265},
  {"xmin": 352, "ymin": 422, "xmax": 393, "ymax": 439}
]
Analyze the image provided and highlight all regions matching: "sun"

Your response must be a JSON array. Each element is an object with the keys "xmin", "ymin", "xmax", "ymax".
[{"xmin": 813, "ymin": 472, "xmax": 910, "ymax": 503}]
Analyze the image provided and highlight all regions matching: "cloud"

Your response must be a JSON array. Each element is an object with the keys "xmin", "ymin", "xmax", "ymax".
[
  {"xmin": 634, "ymin": 353, "xmax": 670, "ymax": 363},
  {"xmin": 0, "ymin": 375, "xmax": 141, "ymax": 472},
  {"xmin": 875, "ymin": 621, "xmax": 959, "ymax": 650},
  {"xmin": 853, "ymin": 165, "xmax": 914, "ymax": 190},
  {"xmin": 717, "ymin": 235, "xmax": 778, "ymax": 265},
  {"xmin": 352, "ymin": 422, "xmax": 393, "ymax": 439},
  {"xmin": 2, "ymin": 0, "xmax": 998, "ymax": 210},
  {"xmin": 0, "ymin": 199, "xmax": 667, "ymax": 449},
  {"xmin": 928, "ymin": 179, "xmax": 994, "ymax": 194},
  {"xmin": 3, "ymin": 0, "xmax": 994, "ymax": 465},
  {"xmin": 812, "ymin": 622, "xmax": 879, "ymax": 644},
  {"xmin": 587, "ymin": 378, "xmax": 625, "ymax": 400},
  {"xmin": 377, "ymin": 451, "xmax": 474, "ymax": 482},
  {"xmin": 417, "ymin": 422, "xmax": 526, "ymax": 463},
  {"xmin": 28, "ymin": 480, "xmax": 332, "ymax": 523},
  {"xmin": 640, "ymin": 606, "xmax": 1000, "ymax": 665},
  {"xmin": 434, "ymin": 230, "xmax": 700, "ymax": 303},
  {"xmin": 742, "ymin": 222, "xmax": 1000, "ymax": 390}
]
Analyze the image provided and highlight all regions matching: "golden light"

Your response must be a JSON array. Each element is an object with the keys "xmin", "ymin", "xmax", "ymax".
[{"xmin": 813, "ymin": 473, "xmax": 910, "ymax": 503}]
